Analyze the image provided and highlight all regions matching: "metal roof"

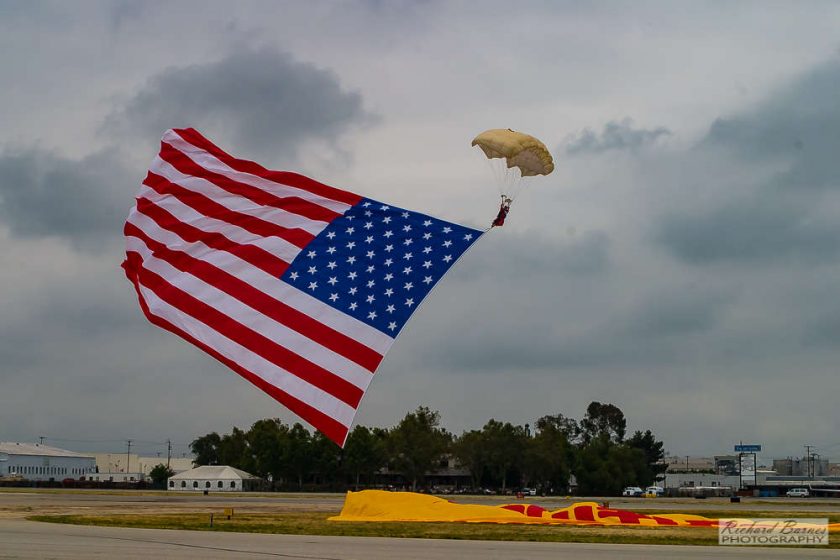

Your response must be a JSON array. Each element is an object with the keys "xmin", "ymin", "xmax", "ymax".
[{"xmin": 0, "ymin": 442, "xmax": 94, "ymax": 459}]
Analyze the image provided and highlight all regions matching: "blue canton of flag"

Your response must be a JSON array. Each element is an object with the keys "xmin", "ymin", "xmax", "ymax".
[{"xmin": 281, "ymin": 198, "xmax": 483, "ymax": 337}]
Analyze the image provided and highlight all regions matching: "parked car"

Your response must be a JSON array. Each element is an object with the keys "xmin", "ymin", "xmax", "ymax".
[
  {"xmin": 645, "ymin": 486, "xmax": 665, "ymax": 497},
  {"xmin": 622, "ymin": 486, "xmax": 643, "ymax": 497},
  {"xmin": 786, "ymin": 488, "xmax": 810, "ymax": 498}
]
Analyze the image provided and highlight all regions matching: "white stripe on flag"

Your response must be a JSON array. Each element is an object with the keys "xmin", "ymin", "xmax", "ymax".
[
  {"xmin": 150, "ymin": 155, "xmax": 330, "ymax": 236},
  {"xmin": 134, "ymin": 186, "xmax": 303, "ymax": 264},
  {"xmin": 131, "ymin": 276, "xmax": 357, "ymax": 426},
  {"xmin": 164, "ymin": 131, "xmax": 352, "ymax": 214},
  {"xmin": 127, "ymin": 211, "xmax": 395, "ymax": 355},
  {"xmin": 126, "ymin": 236, "xmax": 377, "ymax": 390}
]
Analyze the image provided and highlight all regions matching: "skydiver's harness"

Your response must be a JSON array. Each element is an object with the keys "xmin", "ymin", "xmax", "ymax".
[{"xmin": 491, "ymin": 195, "xmax": 513, "ymax": 228}]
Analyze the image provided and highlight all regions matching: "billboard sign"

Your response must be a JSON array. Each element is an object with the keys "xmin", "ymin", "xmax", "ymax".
[{"xmin": 735, "ymin": 444, "xmax": 762, "ymax": 453}]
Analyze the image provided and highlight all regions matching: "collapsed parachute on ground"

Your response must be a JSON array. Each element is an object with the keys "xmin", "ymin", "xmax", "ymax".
[
  {"xmin": 472, "ymin": 129, "xmax": 554, "ymax": 177},
  {"xmin": 329, "ymin": 490, "xmax": 718, "ymax": 527}
]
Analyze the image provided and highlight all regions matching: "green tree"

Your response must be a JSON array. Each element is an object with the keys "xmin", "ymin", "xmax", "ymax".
[
  {"xmin": 388, "ymin": 406, "xmax": 451, "ymax": 491},
  {"xmin": 309, "ymin": 431, "xmax": 341, "ymax": 487},
  {"xmin": 246, "ymin": 418, "xmax": 288, "ymax": 482},
  {"xmin": 480, "ymin": 419, "xmax": 528, "ymax": 492},
  {"xmin": 218, "ymin": 427, "xmax": 252, "ymax": 471},
  {"xmin": 281, "ymin": 423, "xmax": 312, "ymax": 489},
  {"xmin": 343, "ymin": 425, "xmax": 388, "ymax": 490},
  {"xmin": 579, "ymin": 402, "xmax": 627, "ymax": 444},
  {"xmin": 535, "ymin": 413, "xmax": 581, "ymax": 444},
  {"xmin": 190, "ymin": 432, "xmax": 221, "ymax": 466},
  {"xmin": 148, "ymin": 463, "xmax": 175, "ymax": 488},
  {"xmin": 525, "ymin": 419, "xmax": 574, "ymax": 494},
  {"xmin": 452, "ymin": 429, "xmax": 486, "ymax": 490},
  {"xmin": 575, "ymin": 434, "xmax": 647, "ymax": 496},
  {"xmin": 626, "ymin": 429, "xmax": 666, "ymax": 487}
]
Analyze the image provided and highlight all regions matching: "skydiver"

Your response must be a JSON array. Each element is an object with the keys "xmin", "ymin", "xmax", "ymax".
[{"xmin": 492, "ymin": 196, "xmax": 512, "ymax": 227}]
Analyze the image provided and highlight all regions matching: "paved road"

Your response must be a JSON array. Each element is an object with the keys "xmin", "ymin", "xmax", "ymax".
[{"xmin": 1, "ymin": 519, "xmax": 837, "ymax": 560}]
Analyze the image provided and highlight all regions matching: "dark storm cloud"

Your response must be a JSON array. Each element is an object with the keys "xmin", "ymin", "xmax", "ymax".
[
  {"xmin": 103, "ymin": 47, "xmax": 373, "ymax": 161},
  {"xmin": 704, "ymin": 60, "xmax": 840, "ymax": 190},
  {"xmin": 423, "ymin": 277, "xmax": 732, "ymax": 373},
  {"xmin": 627, "ymin": 287, "xmax": 732, "ymax": 337},
  {"xmin": 565, "ymin": 118, "xmax": 671, "ymax": 155},
  {"xmin": 657, "ymin": 190, "xmax": 840, "ymax": 264},
  {"xmin": 658, "ymin": 60, "xmax": 840, "ymax": 265},
  {"xmin": 0, "ymin": 148, "xmax": 134, "ymax": 249}
]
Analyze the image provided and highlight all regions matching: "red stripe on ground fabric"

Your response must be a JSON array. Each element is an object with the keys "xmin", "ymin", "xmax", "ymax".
[
  {"xmin": 174, "ymin": 128, "xmax": 363, "ymax": 206},
  {"xmin": 525, "ymin": 505, "xmax": 547, "ymax": 517},
  {"xmin": 122, "ymin": 254, "xmax": 350, "ymax": 445},
  {"xmin": 133, "ymin": 197, "xmax": 290, "ymax": 278},
  {"xmin": 573, "ymin": 505, "xmax": 596, "ymax": 522},
  {"xmin": 128, "ymin": 255, "xmax": 365, "ymax": 409},
  {"xmin": 599, "ymin": 509, "xmax": 647, "ymax": 524},
  {"xmin": 158, "ymin": 141, "xmax": 343, "ymax": 224},
  {"xmin": 501, "ymin": 505, "xmax": 526, "ymax": 514},
  {"xmin": 143, "ymin": 171, "xmax": 314, "ymax": 249},
  {"xmin": 125, "ymin": 223, "xmax": 383, "ymax": 373}
]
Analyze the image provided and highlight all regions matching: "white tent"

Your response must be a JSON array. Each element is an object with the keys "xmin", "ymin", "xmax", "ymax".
[{"xmin": 167, "ymin": 465, "xmax": 260, "ymax": 492}]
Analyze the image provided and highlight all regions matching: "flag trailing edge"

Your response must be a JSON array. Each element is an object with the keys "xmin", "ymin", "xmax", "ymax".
[{"xmin": 123, "ymin": 128, "xmax": 484, "ymax": 446}]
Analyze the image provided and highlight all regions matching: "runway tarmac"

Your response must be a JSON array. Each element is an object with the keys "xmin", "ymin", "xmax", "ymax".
[
  {"xmin": 1, "ymin": 491, "xmax": 837, "ymax": 559},
  {"xmin": 3, "ymin": 518, "xmax": 839, "ymax": 560}
]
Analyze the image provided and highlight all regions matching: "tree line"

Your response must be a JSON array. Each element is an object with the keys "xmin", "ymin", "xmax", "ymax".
[{"xmin": 189, "ymin": 401, "xmax": 666, "ymax": 496}]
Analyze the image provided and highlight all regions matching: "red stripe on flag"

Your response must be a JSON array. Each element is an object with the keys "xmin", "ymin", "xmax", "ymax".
[
  {"xmin": 125, "ymin": 222, "xmax": 383, "ymax": 373},
  {"xmin": 122, "ymin": 254, "xmax": 350, "ymax": 445},
  {"xmin": 133, "ymin": 197, "xmax": 290, "ymax": 281},
  {"xmin": 174, "ymin": 128, "xmax": 363, "ymax": 206},
  {"xmin": 159, "ymin": 142, "xmax": 343, "ymax": 224},
  {"xmin": 127, "ymin": 254, "xmax": 365, "ymax": 408},
  {"xmin": 143, "ymin": 171, "xmax": 314, "ymax": 249}
]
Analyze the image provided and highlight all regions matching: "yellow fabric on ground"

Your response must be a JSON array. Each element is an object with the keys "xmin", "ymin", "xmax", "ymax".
[
  {"xmin": 327, "ymin": 490, "xmax": 712, "ymax": 526},
  {"xmin": 329, "ymin": 490, "xmax": 840, "ymax": 531}
]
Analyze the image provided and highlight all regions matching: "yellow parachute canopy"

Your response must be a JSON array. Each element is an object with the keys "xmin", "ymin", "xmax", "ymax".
[{"xmin": 471, "ymin": 129, "xmax": 554, "ymax": 177}]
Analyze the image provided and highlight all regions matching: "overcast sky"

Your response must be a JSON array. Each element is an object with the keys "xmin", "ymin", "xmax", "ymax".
[{"xmin": 1, "ymin": 1, "xmax": 839, "ymax": 463}]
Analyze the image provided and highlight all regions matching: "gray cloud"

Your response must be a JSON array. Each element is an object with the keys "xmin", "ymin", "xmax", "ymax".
[
  {"xmin": 626, "ymin": 287, "xmax": 732, "ymax": 337},
  {"xmin": 2, "ymin": 2, "xmax": 840, "ymax": 459},
  {"xmin": 704, "ymin": 60, "xmax": 840, "ymax": 190},
  {"xmin": 565, "ymin": 118, "xmax": 671, "ymax": 155},
  {"xmin": 0, "ymin": 148, "xmax": 134, "ymax": 250},
  {"xmin": 103, "ymin": 47, "xmax": 373, "ymax": 162},
  {"xmin": 657, "ymin": 190, "xmax": 840, "ymax": 265},
  {"xmin": 657, "ymin": 59, "xmax": 840, "ymax": 265}
]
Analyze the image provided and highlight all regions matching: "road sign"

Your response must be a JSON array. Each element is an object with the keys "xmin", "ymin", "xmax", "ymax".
[{"xmin": 734, "ymin": 444, "xmax": 762, "ymax": 453}]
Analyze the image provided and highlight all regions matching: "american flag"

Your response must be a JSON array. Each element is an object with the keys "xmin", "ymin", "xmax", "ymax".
[{"xmin": 123, "ymin": 129, "xmax": 484, "ymax": 446}]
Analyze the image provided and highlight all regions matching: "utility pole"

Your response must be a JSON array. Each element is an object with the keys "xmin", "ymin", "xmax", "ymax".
[
  {"xmin": 166, "ymin": 439, "xmax": 172, "ymax": 470},
  {"xmin": 126, "ymin": 440, "xmax": 132, "ymax": 476},
  {"xmin": 804, "ymin": 445, "xmax": 813, "ymax": 479}
]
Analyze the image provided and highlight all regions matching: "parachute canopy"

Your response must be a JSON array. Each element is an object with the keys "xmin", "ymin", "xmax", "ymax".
[{"xmin": 471, "ymin": 129, "xmax": 554, "ymax": 177}]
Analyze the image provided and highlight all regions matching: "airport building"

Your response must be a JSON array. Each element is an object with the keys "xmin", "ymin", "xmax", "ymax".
[
  {"xmin": 87, "ymin": 453, "xmax": 195, "ymax": 483},
  {"xmin": 0, "ymin": 442, "xmax": 96, "ymax": 482}
]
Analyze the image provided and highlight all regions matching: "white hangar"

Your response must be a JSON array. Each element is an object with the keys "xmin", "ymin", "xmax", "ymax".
[{"xmin": 0, "ymin": 442, "xmax": 96, "ymax": 482}]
